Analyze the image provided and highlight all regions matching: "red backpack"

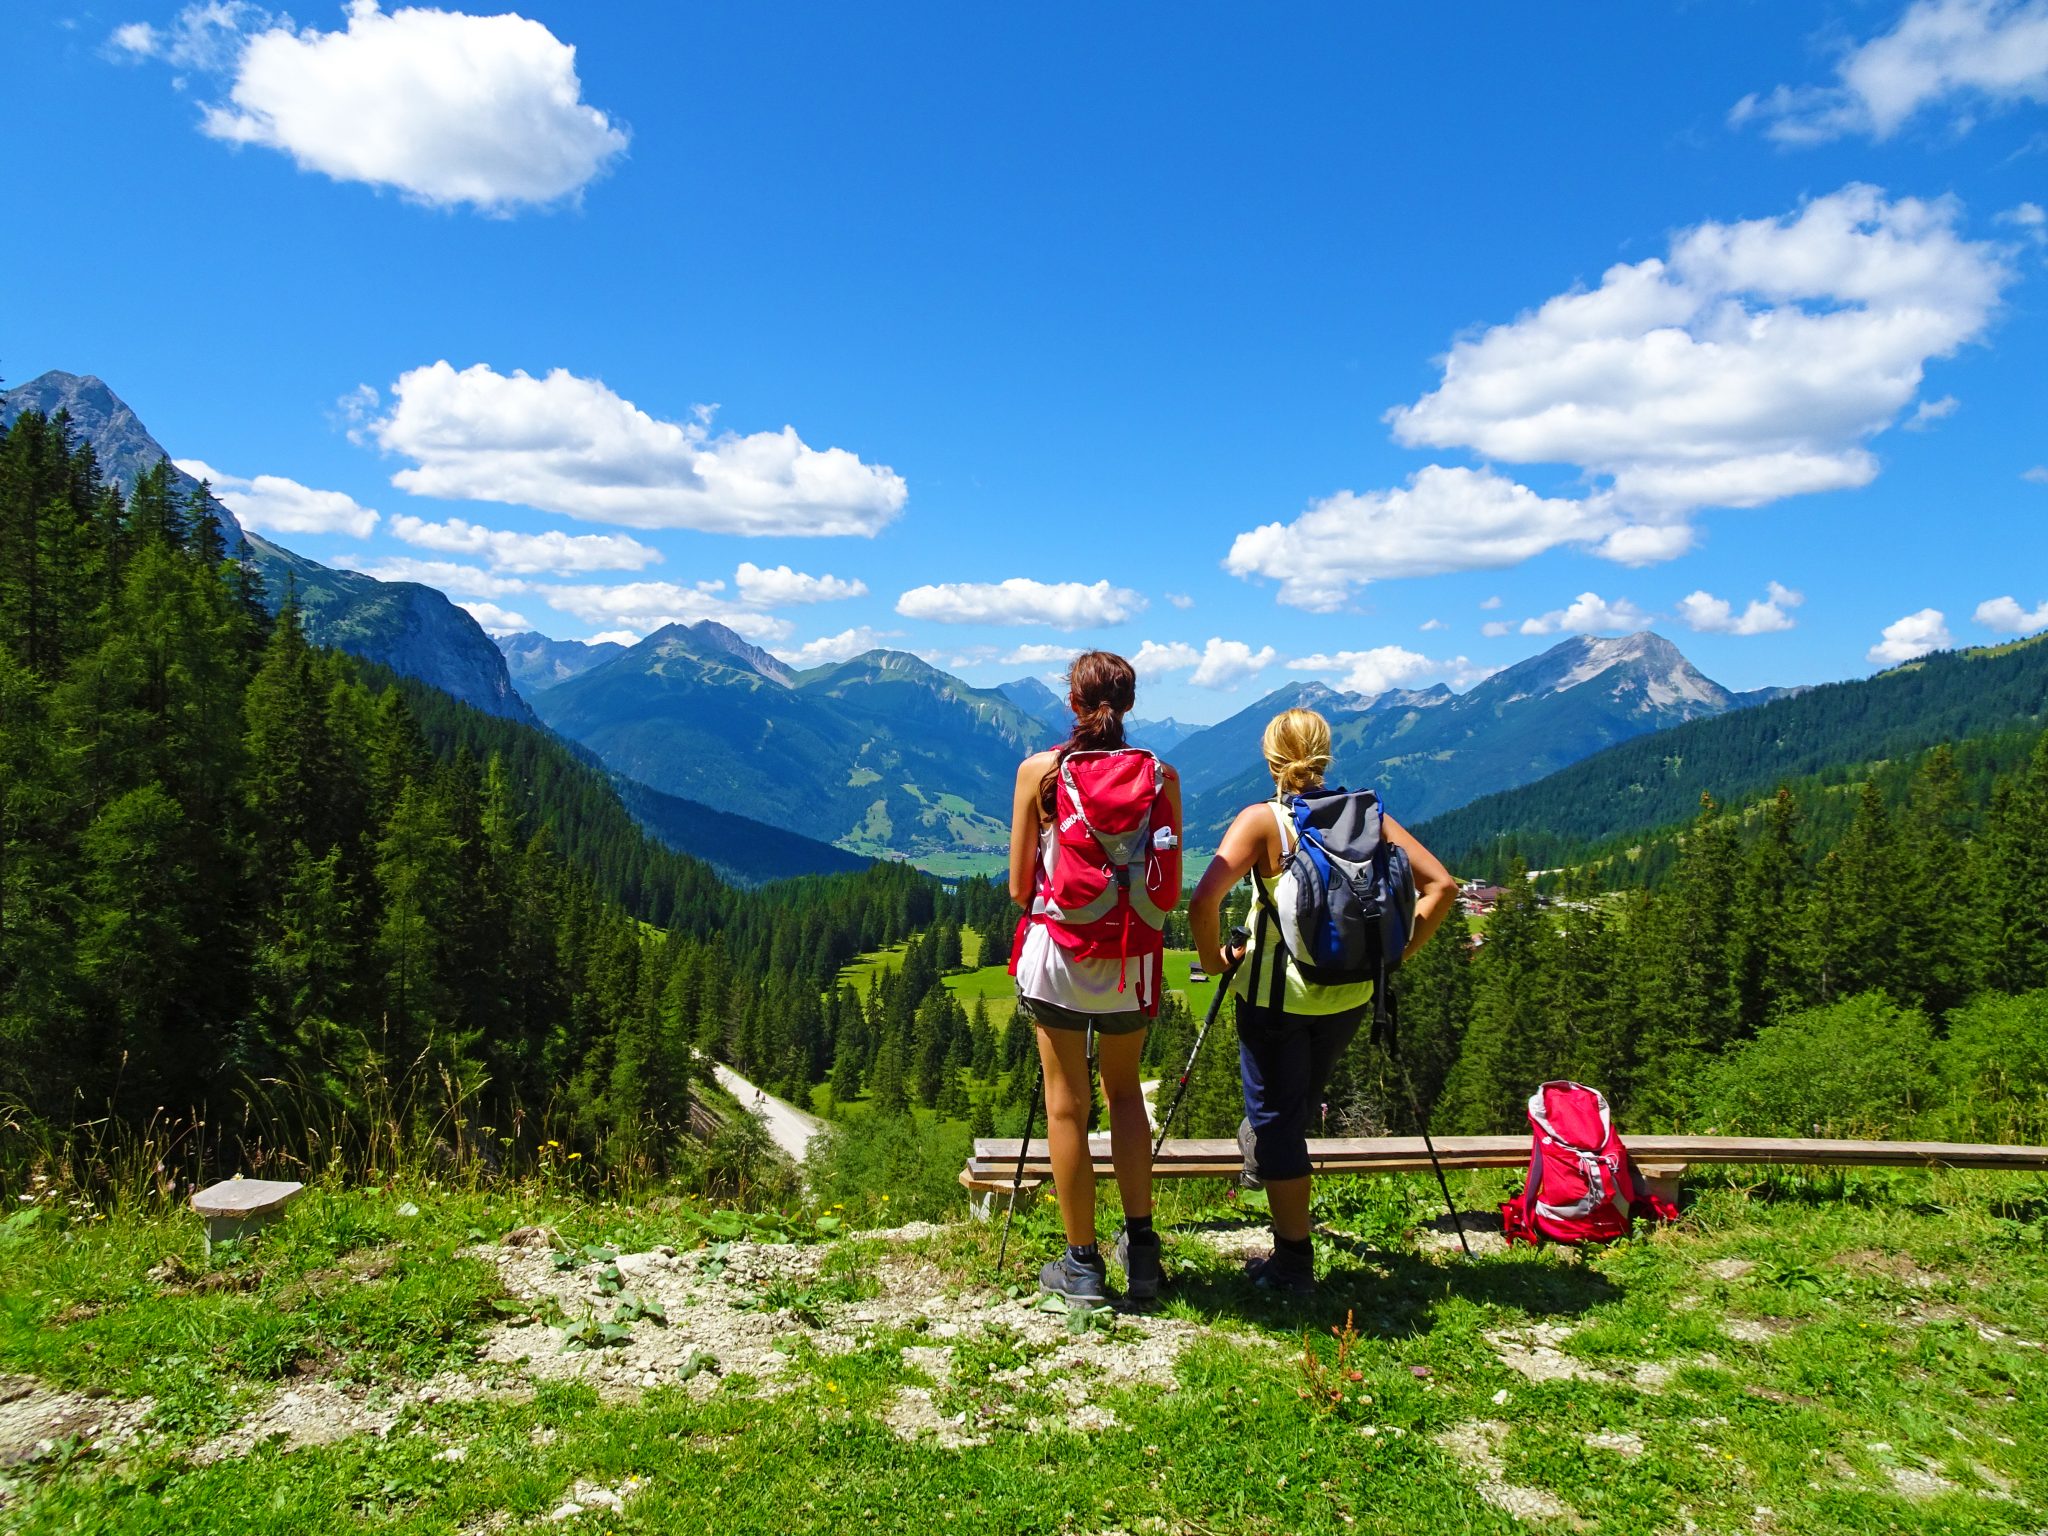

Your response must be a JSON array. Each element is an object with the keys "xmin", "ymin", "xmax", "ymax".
[
  {"xmin": 1500, "ymin": 1081, "xmax": 1677, "ymax": 1247},
  {"xmin": 1011, "ymin": 747, "xmax": 1181, "ymax": 1012}
]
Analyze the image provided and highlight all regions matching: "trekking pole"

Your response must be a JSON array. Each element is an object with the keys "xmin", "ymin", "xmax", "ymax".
[
  {"xmin": 995, "ymin": 1061, "xmax": 1043, "ymax": 1273},
  {"xmin": 1376, "ymin": 976, "xmax": 1472, "ymax": 1259},
  {"xmin": 1153, "ymin": 926, "xmax": 1250, "ymax": 1156}
]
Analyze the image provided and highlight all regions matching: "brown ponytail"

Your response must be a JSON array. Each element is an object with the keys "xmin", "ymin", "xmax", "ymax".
[{"xmin": 1038, "ymin": 649, "xmax": 1137, "ymax": 815}]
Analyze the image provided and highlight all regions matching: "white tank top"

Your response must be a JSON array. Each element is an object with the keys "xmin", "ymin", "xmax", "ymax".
[{"xmin": 1013, "ymin": 823, "xmax": 1148, "ymax": 1014}]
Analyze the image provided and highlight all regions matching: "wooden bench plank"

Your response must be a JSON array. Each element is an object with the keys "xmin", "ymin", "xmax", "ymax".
[
  {"xmin": 190, "ymin": 1178, "xmax": 303, "ymax": 1255},
  {"xmin": 967, "ymin": 1135, "xmax": 2048, "ymax": 1181}
]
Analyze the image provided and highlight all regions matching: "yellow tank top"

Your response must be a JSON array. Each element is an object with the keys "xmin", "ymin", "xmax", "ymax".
[{"xmin": 1228, "ymin": 800, "xmax": 1377, "ymax": 1016}]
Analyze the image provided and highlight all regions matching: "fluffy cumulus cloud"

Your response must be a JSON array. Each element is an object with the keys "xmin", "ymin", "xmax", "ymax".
[
  {"xmin": 1130, "ymin": 638, "xmax": 1274, "ymax": 689},
  {"xmin": 2025, "ymin": 466, "xmax": 2048, "ymax": 484},
  {"xmin": 337, "ymin": 554, "xmax": 530, "ymax": 599},
  {"xmin": 177, "ymin": 458, "xmax": 380, "ymax": 538},
  {"xmin": 1287, "ymin": 645, "xmax": 1470, "ymax": 697},
  {"xmin": 1388, "ymin": 185, "xmax": 2010, "ymax": 524},
  {"xmin": 734, "ymin": 562, "xmax": 867, "ymax": 606},
  {"xmin": 2001, "ymin": 202, "xmax": 2048, "ymax": 245},
  {"xmin": 1419, "ymin": 618, "xmax": 1448, "ymax": 632},
  {"xmin": 1517, "ymin": 592, "xmax": 1653, "ymax": 637},
  {"xmin": 1189, "ymin": 638, "xmax": 1278, "ymax": 690},
  {"xmin": 1001, "ymin": 642, "xmax": 1082, "ymax": 667},
  {"xmin": 895, "ymin": 578, "xmax": 1145, "ymax": 629},
  {"xmin": 1905, "ymin": 394, "xmax": 1961, "ymax": 430},
  {"xmin": 1731, "ymin": 0, "xmax": 2048, "ymax": 144},
  {"xmin": 1974, "ymin": 594, "xmax": 2048, "ymax": 634},
  {"xmin": 1225, "ymin": 467, "xmax": 1611, "ymax": 611},
  {"xmin": 1165, "ymin": 592, "xmax": 1195, "ymax": 610},
  {"xmin": 1869, "ymin": 607, "xmax": 1955, "ymax": 663},
  {"xmin": 1131, "ymin": 640, "xmax": 1201, "ymax": 676},
  {"xmin": 456, "ymin": 600, "xmax": 531, "ymax": 634},
  {"xmin": 1676, "ymin": 581, "xmax": 1805, "ymax": 635},
  {"xmin": 773, "ymin": 627, "xmax": 902, "ymax": 667},
  {"xmin": 362, "ymin": 363, "xmax": 906, "ymax": 537},
  {"xmin": 118, "ymin": 1, "xmax": 629, "ymax": 212},
  {"xmin": 1230, "ymin": 189, "xmax": 2004, "ymax": 612},
  {"xmin": 388, "ymin": 513, "xmax": 657, "ymax": 574}
]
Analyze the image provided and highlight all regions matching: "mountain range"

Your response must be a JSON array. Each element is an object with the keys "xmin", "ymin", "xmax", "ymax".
[
  {"xmin": 1176, "ymin": 632, "xmax": 1789, "ymax": 835},
  {"xmin": 993, "ymin": 675, "xmax": 1198, "ymax": 753},
  {"xmin": 528, "ymin": 623, "xmax": 1051, "ymax": 863}
]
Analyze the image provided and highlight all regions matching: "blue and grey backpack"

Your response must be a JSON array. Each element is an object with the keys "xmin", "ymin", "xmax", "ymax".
[{"xmin": 1247, "ymin": 787, "xmax": 1417, "ymax": 1039}]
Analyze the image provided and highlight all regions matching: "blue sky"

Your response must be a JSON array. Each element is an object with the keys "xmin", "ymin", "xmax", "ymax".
[{"xmin": 4, "ymin": 0, "xmax": 2044, "ymax": 722}]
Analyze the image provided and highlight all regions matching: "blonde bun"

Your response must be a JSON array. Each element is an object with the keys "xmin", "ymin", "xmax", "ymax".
[{"xmin": 1262, "ymin": 709, "xmax": 1332, "ymax": 796}]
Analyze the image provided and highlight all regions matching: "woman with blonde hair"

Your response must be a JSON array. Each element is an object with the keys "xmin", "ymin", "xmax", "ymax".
[
  {"xmin": 1007, "ymin": 650, "xmax": 1182, "ymax": 1304},
  {"xmin": 1186, "ymin": 707, "xmax": 1457, "ymax": 1293}
]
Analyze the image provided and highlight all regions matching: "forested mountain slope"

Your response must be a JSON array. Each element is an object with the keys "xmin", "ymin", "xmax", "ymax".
[
  {"xmin": 1418, "ymin": 634, "xmax": 2048, "ymax": 875},
  {"xmin": 0, "ymin": 371, "xmax": 534, "ymax": 723}
]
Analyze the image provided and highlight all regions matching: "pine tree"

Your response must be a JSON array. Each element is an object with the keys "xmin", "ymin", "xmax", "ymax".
[{"xmin": 869, "ymin": 1028, "xmax": 910, "ymax": 1115}]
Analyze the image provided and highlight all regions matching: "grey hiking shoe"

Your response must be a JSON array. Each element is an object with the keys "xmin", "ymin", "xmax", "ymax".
[
  {"xmin": 1246, "ymin": 1242, "xmax": 1316, "ymax": 1296},
  {"xmin": 1039, "ymin": 1250, "xmax": 1111, "ymax": 1306},
  {"xmin": 1113, "ymin": 1228, "xmax": 1162, "ymax": 1302},
  {"xmin": 1237, "ymin": 1117, "xmax": 1264, "ymax": 1191}
]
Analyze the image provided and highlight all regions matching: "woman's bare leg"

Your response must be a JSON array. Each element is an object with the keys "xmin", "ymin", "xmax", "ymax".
[
  {"xmin": 1095, "ymin": 1029, "xmax": 1153, "ymax": 1222},
  {"xmin": 1034, "ymin": 1024, "xmax": 1098, "ymax": 1246}
]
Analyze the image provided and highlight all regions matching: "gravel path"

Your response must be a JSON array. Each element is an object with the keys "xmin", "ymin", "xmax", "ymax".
[{"xmin": 711, "ymin": 1062, "xmax": 823, "ymax": 1162}]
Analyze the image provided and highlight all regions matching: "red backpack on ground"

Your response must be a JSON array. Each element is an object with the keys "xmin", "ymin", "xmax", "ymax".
[
  {"xmin": 1500, "ymin": 1081, "xmax": 1678, "ymax": 1247},
  {"xmin": 1011, "ymin": 747, "xmax": 1181, "ymax": 1012}
]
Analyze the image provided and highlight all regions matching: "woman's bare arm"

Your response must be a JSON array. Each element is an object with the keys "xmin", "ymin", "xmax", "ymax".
[
  {"xmin": 1008, "ymin": 750, "xmax": 1059, "ymax": 908},
  {"xmin": 1385, "ymin": 813, "xmax": 1457, "ymax": 960},
  {"xmin": 1188, "ymin": 804, "xmax": 1275, "ymax": 974}
]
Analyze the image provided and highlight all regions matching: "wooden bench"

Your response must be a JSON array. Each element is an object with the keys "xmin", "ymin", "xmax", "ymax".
[
  {"xmin": 961, "ymin": 1135, "xmax": 2048, "ymax": 1218},
  {"xmin": 190, "ymin": 1178, "xmax": 303, "ymax": 1254}
]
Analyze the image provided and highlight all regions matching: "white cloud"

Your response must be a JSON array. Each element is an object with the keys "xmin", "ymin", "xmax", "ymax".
[
  {"xmin": 773, "ymin": 627, "xmax": 902, "ymax": 668},
  {"xmin": 1189, "ymin": 638, "xmax": 1279, "ymax": 690},
  {"xmin": 734, "ymin": 562, "xmax": 867, "ymax": 606},
  {"xmin": 1732, "ymin": 0, "xmax": 2048, "ymax": 144},
  {"xmin": 1480, "ymin": 595, "xmax": 1503, "ymax": 610},
  {"xmin": 2001, "ymin": 201, "xmax": 2048, "ymax": 246},
  {"xmin": 1676, "ymin": 581, "xmax": 1804, "ymax": 635},
  {"xmin": 895, "ymin": 578, "xmax": 1145, "ymax": 629},
  {"xmin": 1517, "ymin": 592, "xmax": 1653, "ymax": 636},
  {"xmin": 538, "ymin": 579, "xmax": 792, "ymax": 643},
  {"xmin": 110, "ymin": 2, "xmax": 266, "ymax": 70},
  {"xmin": 1001, "ymin": 643, "xmax": 1082, "ymax": 667},
  {"xmin": 1419, "ymin": 618, "xmax": 1447, "ymax": 632},
  {"xmin": 1905, "ymin": 394, "xmax": 1961, "ymax": 430},
  {"xmin": 177, "ymin": 458, "xmax": 379, "ymax": 538},
  {"xmin": 1869, "ymin": 607, "xmax": 1954, "ymax": 663},
  {"xmin": 1355, "ymin": 186, "xmax": 2009, "ymax": 582},
  {"xmin": 1131, "ymin": 640, "xmax": 1202, "ymax": 676},
  {"xmin": 365, "ymin": 362, "xmax": 906, "ymax": 536},
  {"xmin": 1287, "ymin": 645, "xmax": 1469, "ymax": 696},
  {"xmin": 132, "ymin": 0, "xmax": 631, "ymax": 212},
  {"xmin": 336, "ymin": 555, "xmax": 530, "ymax": 599},
  {"xmin": 1974, "ymin": 594, "xmax": 2048, "ymax": 634},
  {"xmin": 456, "ymin": 600, "xmax": 531, "ymax": 635},
  {"xmin": 1481, "ymin": 621, "xmax": 1513, "ymax": 638},
  {"xmin": 1225, "ymin": 466, "xmax": 1613, "ymax": 611},
  {"xmin": 1165, "ymin": 591, "xmax": 1195, "ymax": 610},
  {"xmin": 388, "ymin": 513, "xmax": 658, "ymax": 574},
  {"xmin": 2025, "ymin": 465, "xmax": 2048, "ymax": 484},
  {"xmin": 587, "ymin": 630, "xmax": 641, "ymax": 647}
]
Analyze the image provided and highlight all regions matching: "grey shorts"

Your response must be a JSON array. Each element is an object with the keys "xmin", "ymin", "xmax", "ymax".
[{"xmin": 1015, "ymin": 992, "xmax": 1150, "ymax": 1037}]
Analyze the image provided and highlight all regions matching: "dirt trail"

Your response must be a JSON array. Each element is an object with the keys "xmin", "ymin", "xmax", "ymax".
[{"xmin": 709, "ymin": 1062, "xmax": 822, "ymax": 1162}]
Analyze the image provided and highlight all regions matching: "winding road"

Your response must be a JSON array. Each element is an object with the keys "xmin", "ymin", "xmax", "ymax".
[{"xmin": 710, "ymin": 1061, "xmax": 824, "ymax": 1162}]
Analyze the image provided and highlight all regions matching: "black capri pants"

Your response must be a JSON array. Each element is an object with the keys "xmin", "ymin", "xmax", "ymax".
[{"xmin": 1236, "ymin": 996, "xmax": 1370, "ymax": 1183}]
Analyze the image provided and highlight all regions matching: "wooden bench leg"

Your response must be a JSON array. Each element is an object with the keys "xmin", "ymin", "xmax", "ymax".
[
  {"xmin": 1638, "ymin": 1163, "xmax": 1687, "ymax": 1210},
  {"xmin": 961, "ymin": 1171, "xmax": 1041, "ymax": 1223}
]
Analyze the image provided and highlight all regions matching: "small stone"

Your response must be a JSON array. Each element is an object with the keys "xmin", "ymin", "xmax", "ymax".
[
  {"xmin": 1408, "ymin": 1365, "xmax": 1432, "ymax": 1379},
  {"xmin": 1491, "ymin": 1389, "xmax": 1510, "ymax": 1406},
  {"xmin": 549, "ymin": 1503, "xmax": 583, "ymax": 1521}
]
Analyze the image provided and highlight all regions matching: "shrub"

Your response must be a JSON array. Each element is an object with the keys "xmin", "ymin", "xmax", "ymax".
[
  {"xmin": 806, "ymin": 1113, "xmax": 971, "ymax": 1223},
  {"xmin": 1696, "ymin": 992, "xmax": 1935, "ymax": 1138},
  {"xmin": 1932, "ymin": 989, "xmax": 2048, "ymax": 1140}
]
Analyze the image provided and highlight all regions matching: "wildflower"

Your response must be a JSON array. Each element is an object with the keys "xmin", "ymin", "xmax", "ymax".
[{"xmin": 569, "ymin": 1152, "xmax": 582, "ymax": 1161}]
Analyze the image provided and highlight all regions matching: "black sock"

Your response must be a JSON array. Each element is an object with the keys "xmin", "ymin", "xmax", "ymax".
[
  {"xmin": 1124, "ymin": 1214, "xmax": 1155, "ymax": 1240},
  {"xmin": 1068, "ymin": 1242, "xmax": 1101, "ymax": 1266},
  {"xmin": 1275, "ymin": 1233, "xmax": 1313, "ymax": 1257}
]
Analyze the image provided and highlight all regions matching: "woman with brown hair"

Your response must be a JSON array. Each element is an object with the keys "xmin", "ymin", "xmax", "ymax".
[
  {"xmin": 1187, "ymin": 707, "xmax": 1457, "ymax": 1294},
  {"xmin": 1007, "ymin": 650, "xmax": 1182, "ymax": 1304}
]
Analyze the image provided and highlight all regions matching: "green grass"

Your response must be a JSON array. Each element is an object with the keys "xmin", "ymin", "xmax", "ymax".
[{"xmin": 7, "ymin": 1166, "xmax": 2046, "ymax": 1532}]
